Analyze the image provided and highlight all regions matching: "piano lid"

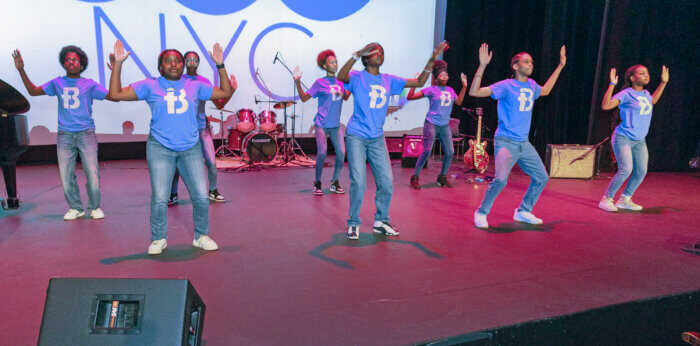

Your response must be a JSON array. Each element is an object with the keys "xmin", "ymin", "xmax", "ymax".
[{"xmin": 0, "ymin": 79, "xmax": 30, "ymax": 115}]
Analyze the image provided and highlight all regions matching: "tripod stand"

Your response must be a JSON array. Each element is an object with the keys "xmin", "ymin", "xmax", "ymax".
[
  {"xmin": 273, "ymin": 52, "xmax": 312, "ymax": 166},
  {"xmin": 211, "ymin": 108, "xmax": 239, "ymax": 159}
]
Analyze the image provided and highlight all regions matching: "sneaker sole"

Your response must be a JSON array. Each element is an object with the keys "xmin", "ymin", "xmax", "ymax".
[
  {"xmin": 192, "ymin": 241, "xmax": 218, "ymax": 251},
  {"xmin": 598, "ymin": 204, "xmax": 618, "ymax": 212},
  {"xmin": 64, "ymin": 213, "xmax": 85, "ymax": 221},
  {"xmin": 513, "ymin": 217, "xmax": 543, "ymax": 225},
  {"xmin": 616, "ymin": 205, "xmax": 642, "ymax": 211},
  {"xmin": 148, "ymin": 245, "xmax": 166, "ymax": 255},
  {"xmin": 329, "ymin": 189, "xmax": 345, "ymax": 194},
  {"xmin": 373, "ymin": 228, "xmax": 399, "ymax": 236},
  {"xmin": 208, "ymin": 197, "xmax": 226, "ymax": 202}
]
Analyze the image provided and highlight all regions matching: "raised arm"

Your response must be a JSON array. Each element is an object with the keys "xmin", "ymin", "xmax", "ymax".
[
  {"xmin": 469, "ymin": 43, "xmax": 493, "ymax": 98},
  {"xmin": 338, "ymin": 44, "xmax": 377, "ymax": 83},
  {"xmin": 540, "ymin": 45, "xmax": 566, "ymax": 96},
  {"xmin": 455, "ymin": 73, "xmax": 468, "ymax": 106},
  {"xmin": 405, "ymin": 41, "xmax": 448, "ymax": 88},
  {"xmin": 212, "ymin": 74, "xmax": 237, "ymax": 109},
  {"xmin": 651, "ymin": 65, "xmax": 668, "ymax": 104},
  {"xmin": 293, "ymin": 66, "xmax": 311, "ymax": 102},
  {"xmin": 108, "ymin": 40, "xmax": 138, "ymax": 101},
  {"xmin": 601, "ymin": 68, "xmax": 620, "ymax": 111},
  {"xmin": 12, "ymin": 50, "xmax": 45, "ymax": 96},
  {"xmin": 209, "ymin": 43, "xmax": 234, "ymax": 100}
]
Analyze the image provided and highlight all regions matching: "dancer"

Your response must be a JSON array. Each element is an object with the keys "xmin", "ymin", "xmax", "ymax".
[
  {"xmin": 168, "ymin": 50, "xmax": 237, "ymax": 205},
  {"xmin": 338, "ymin": 40, "xmax": 448, "ymax": 239},
  {"xmin": 12, "ymin": 46, "xmax": 115, "ymax": 220},
  {"xmin": 469, "ymin": 43, "xmax": 566, "ymax": 229},
  {"xmin": 598, "ymin": 64, "xmax": 668, "ymax": 212},
  {"xmin": 108, "ymin": 40, "xmax": 234, "ymax": 255},
  {"xmin": 406, "ymin": 60, "xmax": 468, "ymax": 189},
  {"xmin": 293, "ymin": 49, "xmax": 350, "ymax": 196}
]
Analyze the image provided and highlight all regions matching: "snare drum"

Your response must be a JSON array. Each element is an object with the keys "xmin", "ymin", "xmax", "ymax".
[
  {"xmin": 236, "ymin": 108, "xmax": 256, "ymax": 133},
  {"xmin": 258, "ymin": 110, "xmax": 277, "ymax": 132},
  {"xmin": 242, "ymin": 132, "xmax": 277, "ymax": 163}
]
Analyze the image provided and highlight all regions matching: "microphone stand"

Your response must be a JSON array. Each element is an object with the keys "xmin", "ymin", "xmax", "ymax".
[{"xmin": 274, "ymin": 53, "xmax": 311, "ymax": 166}]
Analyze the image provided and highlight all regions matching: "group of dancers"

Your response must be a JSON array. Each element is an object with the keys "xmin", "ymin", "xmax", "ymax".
[{"xmin": 10, "ymin": 38, "xmax": 668, "ymax": 254}]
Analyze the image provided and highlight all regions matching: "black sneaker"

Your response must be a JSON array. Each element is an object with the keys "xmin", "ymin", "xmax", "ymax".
[
  {"xmin": 410, "ymin": 175, "xmax": 421, "ymax": 189},
  {"xmin": 209, "ymin": 189, "xmax": 226, "ymax": 202},
  {"xmin": 313, "ymin": 181, "xmax": 323, "ymax": 196},
  {"xmin": 436, "ymin": 174, "xmax": 452, "ymax": 187},
  {"xmin": 168, "ymin": 193, "xmax": 178, "ymax": 206},
  {"xmin": 373, "ymin": 221, "xmax": 399, "ymax": 236},
  {"xmin": 347, "ymin": 226, "xmax": 359, "ymax": 239},
  {"xmin": 329, "ymin": 180, "xmax": 345, "ymax": 194}
]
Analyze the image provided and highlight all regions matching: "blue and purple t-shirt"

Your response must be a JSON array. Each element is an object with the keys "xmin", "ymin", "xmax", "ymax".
[
  {"xmin": 489, "ymin": 78, "xmax": 542, "ymax": 141},
  {"xmin": 41, "ymin": 77, "xmax": 108, "ymax": 132},
  {"xmin": 183, "ymin": 74, "xmax": 212, "ymax": 130},
  {"xmin": 612, "ymin": 88, "xmax": 654, "ymax": 140},
  {"xmin": 345, "ymin": 70, "xmax": 407, "ymax": 139},
  {"xmin": 307, "ymin": 77, "xmax": 345, "ymax": 128},
  {"xmin": 131, "ymin": 76, "xmax": 213, "ymax": 151},
  {"xmin": 421, "ymin": 85, "xmax": 457, "ymax": 126}
]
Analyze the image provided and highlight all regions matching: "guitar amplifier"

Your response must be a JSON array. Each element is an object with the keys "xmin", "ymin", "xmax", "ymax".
[{"xmin": 545, "ymin": 144, "xmax": 595, "ymax": 179}]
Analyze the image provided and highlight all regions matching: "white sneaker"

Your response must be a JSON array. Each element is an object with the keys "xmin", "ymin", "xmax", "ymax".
[
  {"xmin": 513, "ymin": 209, "xmax": 543, "ymax": 225},
  {"xmin": 193, "ymin": 235, "xmax": 218, "ymax": 251},
  {"xmin": 373, "ymin": 221, "xmax": 399, "ymax": 236},
  {"xmin": 63, "ymin": 209, "xmax": 85, "ymax": 221},
  {"xmin": 615, "ymin": 195, "xmax": 643, "ymax": 211},
  {"xmin": 148, "ymin": 239, "xmax": 167, "ymax": 255},
  {"xmin": 90, "ymin": 208, "xmax": 105, "ymax": 219},
  {"xmin": 474, "ymin": 211, "xmax": 489, "ymax": 229},
  {"xmin": 598, "ymin": 196, "xmax": 618, "ymax": 212},
  {"xmin": 347, "ymin": 226, "xmax": 359, "ymax": 240}
]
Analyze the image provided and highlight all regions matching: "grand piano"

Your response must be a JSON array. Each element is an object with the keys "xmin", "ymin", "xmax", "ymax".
[{"xmin": 0, "ymin": 79, "xmax": 30, "ymax": 209}]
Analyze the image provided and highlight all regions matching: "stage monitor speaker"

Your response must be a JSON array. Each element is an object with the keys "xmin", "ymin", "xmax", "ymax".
[
  {"xmin": 385, "ymin": 137, "xmax": 403, "ymax": 153},
  {"xmin": 546, "ymin": 144, "xmax": 595, "ymax": 179},
  {"xmin": 401, "ymin": 134, "xmax": 427, "ymax": 168},
  {"xmin": 38, "ymin": 278, "xmax": 205, "ymax": 346}
]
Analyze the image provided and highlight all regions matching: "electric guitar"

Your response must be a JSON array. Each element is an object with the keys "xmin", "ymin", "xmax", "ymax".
[{"xmin": 464, "ymin": 107, "xmax": 489, "ymax": 173}]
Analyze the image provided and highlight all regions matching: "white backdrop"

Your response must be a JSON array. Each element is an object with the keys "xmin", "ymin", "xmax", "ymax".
[{"xmin": 0, "ymin": 0, "xmax": 440, "ymax": 144}]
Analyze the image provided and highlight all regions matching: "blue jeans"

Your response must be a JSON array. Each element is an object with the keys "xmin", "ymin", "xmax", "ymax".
[
  {"xmin": 171, "ymin": 128, "xmax": 218, "ymax": 194},
  {"xmin": 315, "ymin": 126, "xmax": 346, "ymax": 182},
  {"xmin": 478, "ymin": 137, "xmax": 549, "ymax": 215},
  {"xmin": 605, "ymin": 132, "xmax": 648, "ymax": 198},
  {"xmin": 147, "ymin": 135, "xmax": 209, "ymax": 241},
  {"xmin": 346, "ymin": 134, "xmax": 393, "ymax": 227},
  {"xmin": 57, "ymin": 129, "xmax": 100, "ymax": 211},
  {"xmin": 414, "ymin": 120, "xmax": 453, "ymax": 176}
]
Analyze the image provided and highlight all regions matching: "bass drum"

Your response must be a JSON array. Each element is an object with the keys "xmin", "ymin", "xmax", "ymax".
[{"xmin": 242, "ymin": 132, "xmax": 277, "ymax": 163}]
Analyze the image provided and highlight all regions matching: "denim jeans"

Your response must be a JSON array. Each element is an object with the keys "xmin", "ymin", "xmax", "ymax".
[
  {"xmin": 315, "ymin": 126, "xmax": 346, "ymax": 182},
  {"xmin": 414, "ymin": 120, "xmax": 453, "ymax": 176},
  {"xmin": 605, "ymin": 131, "xmax": 648, "ymax": 198},
  {"xmin": 346, "ymin": 134, "xmax": 393, "ymax": 227},
  {"xmin": 56, "ymin": 129, "xmax": 100, "ymax": 211},
  {"xmin": 171, "ymin": 128, "xmax": 218, "ymax": 194},
  {"xmin": 477, "ymin": 137, "xmax": 549, "ymax": 215},
  {"xmin": 147, "ymin": 135, "xmax": 209, "ymax": 241}
]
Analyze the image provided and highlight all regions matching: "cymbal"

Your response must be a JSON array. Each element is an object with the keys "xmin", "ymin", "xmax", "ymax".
[
  {"xmin": 273, "ymin": 100, "xmax": 296, "ymax": 109},
  {"xmin": 209, "ymin": 107, "xmax": 236, "ymax": 113}
]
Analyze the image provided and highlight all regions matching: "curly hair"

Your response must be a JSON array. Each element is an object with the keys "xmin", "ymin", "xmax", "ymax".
[
  {"xmin": 360, "ymin": 42, "xmax": 383, "ymax": 67},
  {"xmin": 59, "ymin": 45, "xmax": 88, "ymax": 72},
  {"xmin": 157, "ymin": 49, "xmax": 184, "ymax": 76},
  {"xmin": 316, "ymin": 49, "xmax": 336, "ymax": 69},
  {"xmin": 431, "ymin": 60, "xmax": 448, "ymax": 86}
]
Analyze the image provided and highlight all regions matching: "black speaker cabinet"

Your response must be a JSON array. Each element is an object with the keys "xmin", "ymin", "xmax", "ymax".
[
  {"xmin": 38, "ymin": 278, "xmax": 205, "ymax": 346},
  {"xmin": 546, "ymin": 144, "xmax": 596, "ymax": 179}
]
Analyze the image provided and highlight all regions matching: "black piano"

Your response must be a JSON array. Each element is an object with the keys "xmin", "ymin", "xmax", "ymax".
[{"xmin": 0, "ymin": 79, "xmax": 30, "ymax": 209}]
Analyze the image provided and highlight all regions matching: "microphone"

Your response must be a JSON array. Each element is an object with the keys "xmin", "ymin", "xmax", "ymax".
[{"xmin": 273, "ymin": 51, "xmax": 279, "ymax": 64}]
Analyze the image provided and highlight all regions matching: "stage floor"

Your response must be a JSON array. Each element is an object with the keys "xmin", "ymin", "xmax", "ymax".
[{"xmin": 1, "ymin": 157, "xmax": 699, "ymax": 344}]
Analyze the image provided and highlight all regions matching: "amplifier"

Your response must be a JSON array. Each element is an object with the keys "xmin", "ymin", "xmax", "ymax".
[{"xmin": 545, "ymin": 144, "xmax": 595, "ymax": 179}]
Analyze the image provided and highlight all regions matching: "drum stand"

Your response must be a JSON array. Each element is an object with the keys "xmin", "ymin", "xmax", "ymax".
[{"xmin": 213, "ymin": 109, "xmax": 239, "ymax": 159}]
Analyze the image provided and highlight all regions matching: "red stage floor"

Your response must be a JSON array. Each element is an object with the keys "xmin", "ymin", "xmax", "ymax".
[{"xmin": 1, "ymin": 157, "xmax": 699, "ymax": 344}]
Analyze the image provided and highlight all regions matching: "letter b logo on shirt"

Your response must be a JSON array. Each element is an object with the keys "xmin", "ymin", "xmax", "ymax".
[
  {"xmin": 638, "ymin": 96, "xmax": 652, "ymax": 115},
  {"xmin": 62, "ymin": 87, "xmax": 80, "ymax": 110},
  {"xmin": 164, "ymin": 88, "xmax": 189, "ymax": 114},
  {"xmin": 368, "ymin": 85, "xmax": 387, "ymax": 109},
  {"xmin": 517, "ymin": 88, "xmax": 534, "ymax": 112},
  {"xmin": 330, "ymin": 84, "xmax": 342, "ymax": 101},
  {"xmin": 440, "ymin": 91, "xmax": 452, "ymax": 107}
]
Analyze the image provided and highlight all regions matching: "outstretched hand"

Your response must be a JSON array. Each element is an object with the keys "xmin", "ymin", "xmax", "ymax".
[
  {"xmin": 661, "ymin": 65, "xmax": 669, "ymax": 83},
  {"xmin": 609, "ymin": 68, "xmax": 618, "ymax": 85},
  {"xmin": 357, "ymin": 43, "xmax": 379, "ymax": 57},
  {"xmin": 230, "ymin": 74, "xmax": 238, "ymax": 91},
  {"xmin": 461, "ymin": 73, "xmax": 468, "ymax": 87},
  {"xmin": 113, "ymin": 40, "xmax": 131, "ymax": 63},
  {"xmin": 479, "ymin": 43, "xmax": 492, "ymax": 66},
  {"xmin": 12, "ymin": 49, "xmax": 24, "ymax": 71},
  {"xmin": 559, "ymin": 45, "xmax": 567, "ymax": 67},
  {"xmin": 432, "ymin": 40, "xmax": 448, "ymax": 59},
  {"xmin": 107, "ymin": 53, "xmax": 116, "ymax": 70},
  {"xmin": 293, "ymin": 66, "xmax": 302, "ymax": 80},
  {"xmin": 209, "ymin": 43, "xmax": 223, "ymax": 65}
]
